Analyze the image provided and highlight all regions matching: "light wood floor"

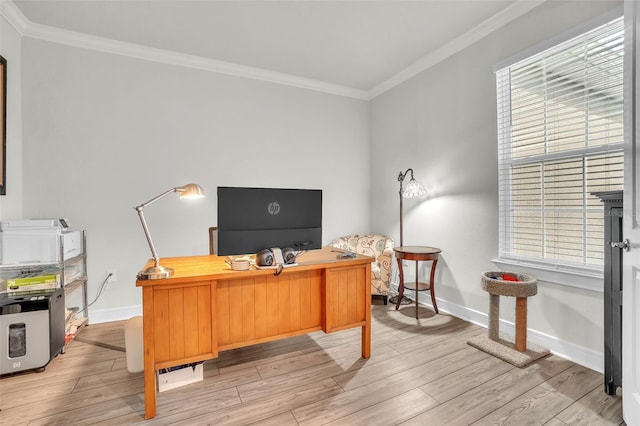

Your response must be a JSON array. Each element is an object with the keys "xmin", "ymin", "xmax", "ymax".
[{"xmin": 0, "ymin": 303, "xmax": 624, "ymax": 425}]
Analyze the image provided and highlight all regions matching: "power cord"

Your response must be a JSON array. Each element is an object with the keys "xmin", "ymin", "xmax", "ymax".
[{"xmin": 76, "ymin": 272, "xmax": 112, "ymax": 315}]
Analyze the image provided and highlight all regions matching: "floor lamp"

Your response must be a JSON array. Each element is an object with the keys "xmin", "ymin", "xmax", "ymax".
[
  {"xmin": 135, "ymin": 183, "xmax": 205, "ymax": 280},
  {"xmin": 391, "ymin": 169, "xmax": 426, "ymax": 305}
]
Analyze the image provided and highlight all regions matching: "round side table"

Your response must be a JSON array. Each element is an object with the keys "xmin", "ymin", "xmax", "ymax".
[{"xmin": 394, "ymin": 246, "xmax": 441, "ymax": 319}]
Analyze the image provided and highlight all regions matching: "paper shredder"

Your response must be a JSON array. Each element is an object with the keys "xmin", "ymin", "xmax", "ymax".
[{"xmin": 0, "ymin": 288, "xmax": 65, "ymax": 375}]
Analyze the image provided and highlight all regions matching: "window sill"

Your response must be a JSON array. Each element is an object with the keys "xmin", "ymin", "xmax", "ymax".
[{"xmin": 491, "ymin": 258, "xmax": 603, "ymax": 293}]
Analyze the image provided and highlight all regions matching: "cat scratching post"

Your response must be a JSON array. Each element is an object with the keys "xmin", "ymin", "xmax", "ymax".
[
  {"xmin": 481, "ymin": 272, "xmax": 537, "ymax": 352},
  {"xmin": 467, "ymin": 271, "xmax": 549, "ymax": 367}
]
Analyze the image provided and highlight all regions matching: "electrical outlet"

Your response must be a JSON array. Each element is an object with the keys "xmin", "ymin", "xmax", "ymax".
[{"xmin": 107, "ymin": 269, "xmax": 117, "ymax": 283}]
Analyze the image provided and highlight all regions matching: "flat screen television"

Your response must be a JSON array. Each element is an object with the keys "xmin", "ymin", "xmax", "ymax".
[{"xmin": 216, "ymin": 186, "xmax": 322, "ymax": 255}]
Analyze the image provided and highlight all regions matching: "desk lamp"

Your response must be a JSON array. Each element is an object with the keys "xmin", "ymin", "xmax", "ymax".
[
  {"xmin": 398, "ymin": 168, "xmax": 426, "ymax": 247},
  {"xmin": 135, "ymin": 183, "xmax": 205, "ymax": 280}
]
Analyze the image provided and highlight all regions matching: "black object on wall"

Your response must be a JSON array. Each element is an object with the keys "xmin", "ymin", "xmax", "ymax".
[
  {"xmin": 593, "ymin": 190, "xmax": 623, "ymax": 395},
  {"xmin": 217, "ymin": 186, "xmax": 322, "ymax": 256},
  {"xmin": 1, "ymin": 55, "xmax": 6, "ymax": 196}
]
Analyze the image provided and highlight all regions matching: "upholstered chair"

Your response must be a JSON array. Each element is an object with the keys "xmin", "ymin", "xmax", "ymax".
[{"xmin": 328, "ymin": 234, "xmax": 395, "ymax": 304}]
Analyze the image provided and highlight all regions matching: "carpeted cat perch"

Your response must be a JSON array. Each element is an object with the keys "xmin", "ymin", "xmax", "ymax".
[{"xmin": 467, "ymin": 271, "xmax": 550, "ymax": 368}]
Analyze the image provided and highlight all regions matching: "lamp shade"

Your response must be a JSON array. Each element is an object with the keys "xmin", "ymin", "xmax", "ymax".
[
  {"xmin": 177, "ymin": 183, "xmax": 205, "ymax": 199},
  {"xmin": 402, "ymin": 178, "xmax": 426, "ymax": 199}
]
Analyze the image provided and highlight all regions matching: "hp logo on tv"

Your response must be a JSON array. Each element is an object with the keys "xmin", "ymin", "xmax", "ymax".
[{"xmin": 267, "ymin": 201, "xmax": 281, "ymax": 215}]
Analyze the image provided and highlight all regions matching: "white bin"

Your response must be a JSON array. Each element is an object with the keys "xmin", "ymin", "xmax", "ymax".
[{"xmin": 124, "ymin": 316, "xmax": 143, "ymax": 373}]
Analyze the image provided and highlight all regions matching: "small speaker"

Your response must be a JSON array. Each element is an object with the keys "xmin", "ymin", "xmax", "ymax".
[
  {"xmin": 281, "ymin": 247, "xmax": 297, "ymax": 264},
  {"xmin": 256, "ymin": 248, "xmax": 275, "ymax": 266},
  {"xmin": 255, "ymin": 247, "xmax": 296, "ymax": 266}
]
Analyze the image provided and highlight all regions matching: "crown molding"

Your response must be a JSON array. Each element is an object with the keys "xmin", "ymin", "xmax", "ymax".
[
  {"xmin": 25, "ymin": 22, "xmax": 370, "ymax": 99},
  {"xmin": 3, "ymin": 0, "xmax": 544, "ymax": 101},
  {"xmin": 368, "ymin": 0, "xmax": 547, "ymax": 99},
  {"xmin": 0, "ymin": 1, "xmax": 369, "ymax": 100},
  {"xmin": 0, "ymin": 0, "xmax": 29, "ymax": 34}
]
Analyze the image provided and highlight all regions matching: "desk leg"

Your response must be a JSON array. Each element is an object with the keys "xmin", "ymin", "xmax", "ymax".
[
  {"xmin": 429, "ymin": 258, "xmax": 439, "ymax": 314},
  {"xmin": 142, "ymin": 287, "xmax": 157, "ymax": 419},
  {"xmin": 361, "ymin": 323, "xmax": 371, "ymax": 359},
  {"xmin": 395, "ymin": 256, "xmax": 405, "ymax": 311},
  {"xmin": 143, "ymin": 359, "xmax": 156, "ymax": 419},
  {"xmin": 362, "ymin": 262, "xmax": 371, "ymax": 359}
]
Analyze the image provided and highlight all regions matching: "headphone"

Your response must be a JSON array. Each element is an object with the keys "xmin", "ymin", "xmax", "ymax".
[{"xmin": 256, "ymin": 247, "xmax": 297, "ymax": 267}]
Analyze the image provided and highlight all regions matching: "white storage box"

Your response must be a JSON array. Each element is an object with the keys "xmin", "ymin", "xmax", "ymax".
[
  {"xmin": 1, "ymin": 219, "xmax": 83, "ymax": 264},
  {"xmin": 157, "ymin": 363, "xmax": 204, "ymax": 392}
]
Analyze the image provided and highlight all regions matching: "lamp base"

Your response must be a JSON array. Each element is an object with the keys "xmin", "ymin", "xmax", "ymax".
[
  {"xmin": 137, "ymin": 264, "xmax": 174, "ymax": 280},
  {"xmin": 389, "ymin": 295, "xmax": 413, "ymax": 305}
]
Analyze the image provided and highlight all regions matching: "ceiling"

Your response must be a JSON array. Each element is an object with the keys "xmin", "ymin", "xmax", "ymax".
[{"xmin": 8, "ymin": 0, "xmax": 545, "ymax": 98}]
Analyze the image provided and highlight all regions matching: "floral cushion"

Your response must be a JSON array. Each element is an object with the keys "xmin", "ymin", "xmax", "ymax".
[{"xmin": 328, "ymin": 234, "xmax": 395, "ymax": 296}]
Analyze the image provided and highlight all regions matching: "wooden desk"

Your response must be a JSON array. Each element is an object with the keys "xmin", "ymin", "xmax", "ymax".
[
  {"xmin": 136, "ymin": 247, "xmax": 372, "ymax": 419},
  {"xmin": 394, "ymin": 246, "xmax": 441, "ymax": 319}
]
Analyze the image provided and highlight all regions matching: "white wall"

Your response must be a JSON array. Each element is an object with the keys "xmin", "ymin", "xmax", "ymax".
[
  {"xmin": 6, "ymin": 0, "xmax": 624, "ymax": 370},
  {"xmin": 0, "ymin": 15, "xmax": 24, "ymax": 224},
  {"xmin": 19, "ymin": 38, "xmax": 370, "ymax": 322},
  {"xmin": 370, "ymin": 0, "xmax": 622, "ymax": 371}
]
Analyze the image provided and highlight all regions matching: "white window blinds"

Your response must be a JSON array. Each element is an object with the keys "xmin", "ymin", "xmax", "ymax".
[{"xmin": 497, "ymin": 16, "xmax": 624, "ymax": 270}]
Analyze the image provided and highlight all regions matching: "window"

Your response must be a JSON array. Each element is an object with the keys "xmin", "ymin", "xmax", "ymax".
[{"xmin": 496, "ymin": 16, "xmax": 624, "ymax": 275}]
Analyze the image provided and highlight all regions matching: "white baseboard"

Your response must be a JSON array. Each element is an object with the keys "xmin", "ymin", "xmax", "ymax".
[
  {"xmin": 389, "ymin": 282, "xmax": 603, "ymax": 373},
  {"xmin": 88, "ymin": 305, "xmax": 141, "ymax": 324},
  {"xmin": 90, "ymin": 289, "xmax": 604, "ymax": 373}
]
